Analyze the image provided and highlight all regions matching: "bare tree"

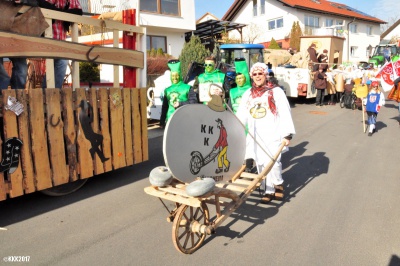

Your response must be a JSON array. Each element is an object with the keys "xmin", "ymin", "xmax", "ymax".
[
  {"xmin": 380, "ymin": 15, "xmax": 400, "ymax": 33},
  {"xmin": 242, "ymin": 23, "xmax": 264, "ymax": 44}
]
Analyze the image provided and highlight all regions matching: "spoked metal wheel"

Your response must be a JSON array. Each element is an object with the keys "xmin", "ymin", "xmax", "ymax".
[
  {"xmin": 172, "ymin": 202, "xmax": 210, "ymax": 254},
  {"xmin": 351, "ymin": 100, "xmax": 356, "ymax": 110},
  {"xmin": 41, "ymin": 179, "xmax": 88, "ymax": 196},
  {"xmin": 339, "ymin": 95, "xmax": 345, "ymax": 108}
]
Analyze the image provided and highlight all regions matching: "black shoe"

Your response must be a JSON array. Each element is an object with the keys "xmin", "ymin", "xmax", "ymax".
[
  {"xmin": 368, "ymin": 132, "xmax": 372, "ymax": 136},
  {"xmin": 215, "ymin": 168, "xmax": 222, "ymax": 174},
  {"xmin": 224, "ymin": 162, "xmax": 230, "ymax": 172}
]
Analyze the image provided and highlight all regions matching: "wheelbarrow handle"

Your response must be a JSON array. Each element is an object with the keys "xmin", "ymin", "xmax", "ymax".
[{"xmin": 258, "ymin": 142, "xmax": 286, "ymax": 177}]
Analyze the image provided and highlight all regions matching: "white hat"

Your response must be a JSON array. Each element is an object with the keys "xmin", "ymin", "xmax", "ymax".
[{"xmin": 250, "ymin": 62, "xmax": 268, "ymax": 76}]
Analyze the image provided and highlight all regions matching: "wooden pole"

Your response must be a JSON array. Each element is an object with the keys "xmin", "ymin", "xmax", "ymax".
[{"xmin": 362, "ymin": 98, "xmax": 366, "ymax": 132}]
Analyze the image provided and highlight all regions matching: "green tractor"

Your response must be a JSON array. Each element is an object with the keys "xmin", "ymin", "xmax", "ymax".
[{"xmin": 368, "ymin": 44, "xmax": 399, "ymax": 67}]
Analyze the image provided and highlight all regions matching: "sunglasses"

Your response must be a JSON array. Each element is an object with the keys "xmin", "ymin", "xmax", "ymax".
[{"xmin": 252, "ymin": 72, "xmax": 264, "ymax": 77}]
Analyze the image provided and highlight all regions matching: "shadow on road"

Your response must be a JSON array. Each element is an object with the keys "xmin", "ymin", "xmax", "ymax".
[
  {"xmin": 0, "ymin": 135, "xmax": 164, "ymax": 227},
  {"xmin": 280, "ymin": 141, "xmax": 329, "ymax": 204},
  {"xmin": 203, "ymin": 141, "xmax": 328, "ymax": 243},
  {"xmin": 389, "ymin": 254, "xmax": 400, "ymax": 266}
]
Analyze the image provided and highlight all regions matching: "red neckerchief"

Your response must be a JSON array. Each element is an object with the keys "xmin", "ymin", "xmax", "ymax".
[{"xmin": 250, "ymin": 84, "xmax": 277, "ymax": 116}]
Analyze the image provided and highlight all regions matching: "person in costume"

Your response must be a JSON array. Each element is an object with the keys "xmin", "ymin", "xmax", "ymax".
[
  {"xmin": 236, "ymin": 62, "xmax": 295, "ymax": 203},
  {"xmin": 363, "ymin": 80, "xmax": 385, "ymax": 136},
  {"xmin": 159, "ymin": 60, "xmax": 193, "ymax": 128},
  {"xmin": 314, "ymin": 65, "xmax": 327, "ymax": 107},
  {"xmin": 307, "ymin": 43, "xmax": 319, "ymax": 71},
  {"xmin": 192, "ymin": 56, "xmax": 227, "ymax": 104},
  {"xmin": 229, "ymin": 58, "xmax": 255, "ymax": 173},
  {"xmin": 393, "ymin": 76, "xmax": 400, "ymax": 113},
  {"xmin": 229, "ymin": 58, "xmax": 251, "ymax": 114},
  {"xmin": 317, "ymin": 49, "xmax": 329, "ymax": 71}
]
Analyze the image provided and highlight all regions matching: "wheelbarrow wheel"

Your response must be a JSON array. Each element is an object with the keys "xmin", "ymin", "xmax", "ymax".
[{"xmin": 172, "ymin": 202, "xmax": 209, "ymax": 254}]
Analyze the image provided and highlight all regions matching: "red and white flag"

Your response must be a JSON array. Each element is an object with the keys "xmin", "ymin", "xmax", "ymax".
[
  {"xmin": 377, "ymin": 62, "xmax": 396, "ymax": 91},
  {"xmin": 393, "ymin": 59, "xmax": 400, "ymax": 78}
]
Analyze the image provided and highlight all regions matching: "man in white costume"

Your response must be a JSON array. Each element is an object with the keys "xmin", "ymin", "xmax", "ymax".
[{"xmin": 236, "ymin": 62, "xmax": 296, "ymax": 203}]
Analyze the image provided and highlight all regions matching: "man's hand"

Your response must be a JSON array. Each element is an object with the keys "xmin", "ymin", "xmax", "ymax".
[{"xmin": 283, "ymin": 138, "xmax": 290, "ymax": 146}]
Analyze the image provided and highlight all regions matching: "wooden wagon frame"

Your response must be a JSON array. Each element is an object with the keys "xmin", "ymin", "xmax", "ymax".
[{"xmin": 0, "ymin": 7, "xmax": 148, "ymax": 201}]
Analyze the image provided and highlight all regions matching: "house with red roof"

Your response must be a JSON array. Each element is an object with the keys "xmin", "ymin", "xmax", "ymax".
[
  {"xmin": 222, "ymin": 0, "xmax": 386, "ymax": 63},
  {"xmin": 380, "ymin": 19, "xmax": 400, "ymax": 46}
]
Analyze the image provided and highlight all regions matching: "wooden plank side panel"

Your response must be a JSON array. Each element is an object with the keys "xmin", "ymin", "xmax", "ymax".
[
  {"xmin": 29, "ymin": 88, "xmax": 52, "ymax": 190},
  {"xmin": 75, "ymin": 88, "xmax": 94, "ymax": 179},
  {"xmin": 123, "ymin": 88, "xmax": 133, "ymax": 166},
  {"xmin": 16, "ymin": 90, "xmax": 35, "ymax": 193},
  {"xmin": 98, "ymin": 88, "xmax": 112, "ymax": 172},
  {"xmin": 0, "ymin": 32, "xmax": 144, "ymax": 68},
  {"xmin": 88, "ymin": 88, "xmax": 104, "ymax": 175},
  {"xmin": 3, "ymin": 90, "xmax": 24, "ymax": 197},
  {"xmin": 131, "ymin": 89, "xmax": 142, "ymax": 164},
  {"xmin": 45, "ymin": 89, "xmax": 69, "ymax": 186},
  {"xmin": 61, "ymin": 88, "xmax": 77, "ymax": 182},
  {"xmin": 109, "ymin": 88, "xmax": 126, "ymax": 169},
  {"xmin": 139, "ymin": 88, "xmax": 149, "ymax": 161},
  {"xmin": 0, "ymin": 132, "xmax": 7, "ymax": 200}
]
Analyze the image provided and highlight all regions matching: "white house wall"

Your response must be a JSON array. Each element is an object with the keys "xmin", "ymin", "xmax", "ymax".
[
  {"xmin": 139, "ymin": 0, "xmax": 195, "ymax": 31},
  {"xmin": 146, "ymin": 29, "xmax": 187, "ymax": 58},
  {"xmin": 139, "ymin": 0, "xmax": 196, "ymax": 58},
  {"xmin": 227, "ymin": 0, "xmax": 381, "ymax": 63}
]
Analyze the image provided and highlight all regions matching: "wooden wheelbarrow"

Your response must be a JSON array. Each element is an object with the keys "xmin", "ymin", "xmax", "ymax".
[{"xmin": 144, "ymin": 143, "xmax": 285, "ymax": 254}]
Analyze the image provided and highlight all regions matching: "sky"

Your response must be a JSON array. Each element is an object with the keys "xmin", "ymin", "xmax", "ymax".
[{"xmin": 194, "ymin": 0, "xmax": 400, "ymax": 24}]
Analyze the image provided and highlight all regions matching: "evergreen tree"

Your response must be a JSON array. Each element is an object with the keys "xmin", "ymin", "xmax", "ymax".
[
  {"xmin": 179, "ymin": 35, "xmax": 210, "ymax": 79},
  {"xmin": 79, "ymin": 62, "xmax": 100, "ymax": 83},
  {"xmin": 295, "ymin": 21, "xmax": 303, "ymax": 52},
  {"xmin": 289, "ymin": 21, "xmax": 302, "ymax": 52},
  {"xmin": 289, "ymin": 22, "xmax": 297, "ymax": 51},
  {"xmin": 156, "ymin": 48, "xmax": 164, "ymax": 57},
  {"xmin": 268, "ymin": 38, "xmax": 280, "ymax": 49},
  {"xmin": 149, "ymin": 48, "xmax": 157, "ymax": 57}
]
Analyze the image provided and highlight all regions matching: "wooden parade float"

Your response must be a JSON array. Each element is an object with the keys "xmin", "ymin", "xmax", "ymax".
[
  {"xmin": 0, "ymin": 6, "xmax": 147, "ymax": 200},
  {"xmin": 144, "ymin": 94, "xmax": 284, "ymax": 254}
]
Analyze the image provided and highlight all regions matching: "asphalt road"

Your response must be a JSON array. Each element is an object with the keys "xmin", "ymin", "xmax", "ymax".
[{"xmin": 1, "ymin": 96, "xmax": 400, "ymax": 266}]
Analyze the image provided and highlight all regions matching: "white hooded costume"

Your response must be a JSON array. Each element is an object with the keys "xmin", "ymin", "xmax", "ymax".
[{"xmin": 236, "ymin": 63, "xmax": 296, "ymax": 195}]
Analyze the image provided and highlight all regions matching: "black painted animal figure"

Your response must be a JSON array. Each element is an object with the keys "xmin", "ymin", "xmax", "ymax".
[{"xmin": 78, "ymin": 100, "xmax": 109, "ymax": 163}]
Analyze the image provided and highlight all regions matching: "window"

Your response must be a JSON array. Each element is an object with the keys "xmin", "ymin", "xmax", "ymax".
[
  {"xmin": 268, "ymin": 17, "xmax": 284, "ymax": 30},
  {"xmin": 349, "ymin": 24, "xmax": 357, "ymax": 33},
  {"xmin": 253, "ymin": 0, "xmax": 257, "ymax": 16},
  {"xmin": 260, "ymin": 0, "xmax": 265, "ymax": 15},
  {"xmin": 350, "ymin": 46, "xmax": 358, "ymax": 57},
  {"xmin": 335, "ymin": 20, "xmax": 343, "ymax": 30},
  {"xmin": 366, "ymin": 26, "xmax": 373, "ymax": 35},
  {"xmin": 140, "ymin": 0, "xmax": 179, "ymax": 16},
  {"xmin": 304, "ymin": 14, "xmax": 319, "ymax": 35},
  {"xmin": 147, "ymin": 35, "xmax": 167, "ymax": 53},
  {"xmin": 326, "ymin": 19, "xmax": 333, "ymax": 27}
]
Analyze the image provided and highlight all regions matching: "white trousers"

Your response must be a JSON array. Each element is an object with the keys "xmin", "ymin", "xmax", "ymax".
[{"xmin": 258, "ymin": 153, "xmax": 283, "ymax": 195}]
